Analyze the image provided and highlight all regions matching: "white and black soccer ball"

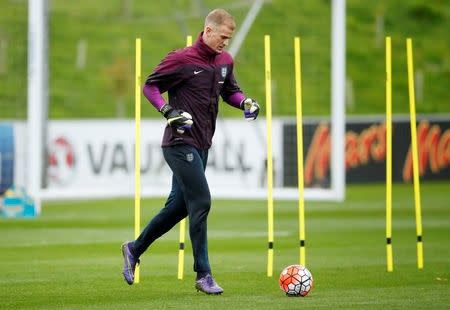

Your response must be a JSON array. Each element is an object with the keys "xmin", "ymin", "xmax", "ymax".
[{"xmin": 279, "ymin": 264, "xmax": 314, "ymax": 297}]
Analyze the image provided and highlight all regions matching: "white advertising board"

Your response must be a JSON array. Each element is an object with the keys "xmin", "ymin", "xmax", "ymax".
[{"xmin": 40, "ymin": 119, "xmax": 282, "ymax": 200}]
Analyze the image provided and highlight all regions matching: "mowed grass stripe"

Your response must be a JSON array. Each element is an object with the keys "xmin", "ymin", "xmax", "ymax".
[{"xmin": 0, "ymin": 182, "xmax": 449, "ymax": 309}]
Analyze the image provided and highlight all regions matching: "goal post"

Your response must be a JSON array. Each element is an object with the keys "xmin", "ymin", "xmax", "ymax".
[
  {"xmin": 22, "ymin": 0, "xmax": 346, "ymax": 204},
  {"xmin": 27, "ymin": 0, "xmax": 49, "ymax": 214},
  {"xmin": 330, "ymin": 0, "xmax": 346, "ymax": 201},
  {"xmin": 268, "ymin": 0, "xmax": 346, "ymax": 201}
]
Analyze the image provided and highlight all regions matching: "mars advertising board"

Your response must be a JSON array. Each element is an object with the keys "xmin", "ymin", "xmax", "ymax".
[{"xmin": 283, "ymin": 116, "xmax": 450, "ymax": 187}]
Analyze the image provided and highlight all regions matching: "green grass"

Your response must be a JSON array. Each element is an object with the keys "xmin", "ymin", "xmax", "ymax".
[
  {"xmin": 1, "ymin": 0, "xmax": 449, "ymax": 119},
  {"xmin": 1, "ymin": 182, "xmax": 449, "ymax": 309}
]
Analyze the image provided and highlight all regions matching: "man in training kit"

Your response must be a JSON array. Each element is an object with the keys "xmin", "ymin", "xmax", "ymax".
[{"xmin": 121, "ymin": 8, "xmax": 260, "ymax": 295}]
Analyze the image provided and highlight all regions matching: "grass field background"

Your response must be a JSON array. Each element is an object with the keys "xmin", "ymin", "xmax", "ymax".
[{"xmin": 1, "ymin": 182, "xmax": 449, "ymax": 309}]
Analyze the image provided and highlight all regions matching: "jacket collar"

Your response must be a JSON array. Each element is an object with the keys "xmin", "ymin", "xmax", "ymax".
[{"xmin": 194, "ymin": 32, "xmax": 219, "ymax": 60}]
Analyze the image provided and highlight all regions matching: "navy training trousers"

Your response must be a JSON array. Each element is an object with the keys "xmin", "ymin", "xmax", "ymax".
[{"xmin": 133, "ymin": 144, "xmax": 211, "ymax": 273}]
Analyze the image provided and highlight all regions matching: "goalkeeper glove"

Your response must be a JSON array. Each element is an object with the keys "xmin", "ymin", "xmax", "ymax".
[
  {"xmin": 160, "ymin": 104, "xmax": 193, "ymax": 134},
  {"xmin": 240, "ymin": 98, "xmax": 260, "ymax": 121}
]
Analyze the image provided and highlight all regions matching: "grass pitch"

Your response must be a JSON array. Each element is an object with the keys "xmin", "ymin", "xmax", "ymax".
[{"xmin": 1, "ymin": 182, "xmax": 449, "ymax": 309}]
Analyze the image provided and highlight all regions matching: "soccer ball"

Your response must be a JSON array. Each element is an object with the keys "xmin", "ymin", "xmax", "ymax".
[{"xmin": 279, "ymin": 264, "xmax": 314, "ymax": 297}]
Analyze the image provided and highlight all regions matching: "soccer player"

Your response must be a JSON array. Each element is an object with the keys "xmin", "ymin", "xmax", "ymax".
[{"xmin": 121, "ymin": 8, "xmax": 259, "ymax": 295}]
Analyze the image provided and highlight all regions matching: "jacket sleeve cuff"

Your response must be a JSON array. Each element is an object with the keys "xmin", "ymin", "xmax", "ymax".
[
  {"xmin": 226, "ymin": 92, "xmax": 246, "ymax": 109},
  {"xmin": 143, "ymin": 84, "xmax": 166, "ymax": 111}
]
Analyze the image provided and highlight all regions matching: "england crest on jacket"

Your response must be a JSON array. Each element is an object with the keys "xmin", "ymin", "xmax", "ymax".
[{"xmin": 221, "ymin": 66, "xmax": 227, "ymax": 78}]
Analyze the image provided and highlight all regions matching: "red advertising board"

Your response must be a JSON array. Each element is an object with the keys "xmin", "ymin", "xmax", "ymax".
[{"xmin": 283, "ymin": 117, "xmax": 450, "ymax": 187}]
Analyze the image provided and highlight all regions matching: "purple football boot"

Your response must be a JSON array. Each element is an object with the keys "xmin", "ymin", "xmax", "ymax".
[
  {"xmin": 121, "ymin": 241, "xmax": 139, "ymax": 285},
  {"xmin": 195, "ymin": 274, "xmax": 224, "ymax": 295}
]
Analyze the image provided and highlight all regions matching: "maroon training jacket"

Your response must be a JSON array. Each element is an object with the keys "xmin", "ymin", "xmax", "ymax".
[{"xmin": 145, "ymin": 32, "xmax": 244, "ymax": 150}]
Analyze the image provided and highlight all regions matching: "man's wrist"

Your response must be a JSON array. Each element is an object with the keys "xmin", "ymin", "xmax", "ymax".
[{"xmin": 159, "ymin": 104, "xmax": 173, "ymax": 117}]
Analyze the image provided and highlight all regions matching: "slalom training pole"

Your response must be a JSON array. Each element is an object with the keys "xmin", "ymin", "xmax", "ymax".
[
  {"xmin": 406, "ymin": 38, "xmax": 424, "ymax": 270},
  {"xmin": 294, "ymin": 37, "xmax": 306, "ymax": 267},
  {"xmin": 134, "ymin": 38, "xmax": 142, "ymax": 283},
  {"xmin": 264, "ymin": 34, "xmax": 274, "ymax": 277},
  {"xmin": 385, "ymin": 36, "xmax": 394, "ymax": 272},
  {"xmin": 177, "ymin": 35, "xmax": 192, "ymax": 280}
]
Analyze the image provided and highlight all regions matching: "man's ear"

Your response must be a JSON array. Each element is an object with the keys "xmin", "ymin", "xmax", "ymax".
[{"xmin": 204, "ymin": 26, "xmax": 213, "ymax": 37}]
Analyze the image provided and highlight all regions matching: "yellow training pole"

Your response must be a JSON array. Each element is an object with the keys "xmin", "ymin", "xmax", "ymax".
[
  {"xmin": 264, "ymin": 35, "xmax": 274, "ymax": 277},
  {"xmin": 294, "ymin": 37, "xmax": 306, "ymax": 267},
  {"xmin": 134, "ymin": 38, "xmax": 142, "ymax": 283},
  {"xmin": 406, "ymin": 38, "xmax": 424, "ymax": 270},
  {"xmin": 177, "ymin": 35, "xmax": 192, "ymax": 280},
  {"xmin": 385, "ymin": 36, "xmax": 394, "ymax": 272}
]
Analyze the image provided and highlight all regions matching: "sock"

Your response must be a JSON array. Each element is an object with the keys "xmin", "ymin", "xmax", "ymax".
[{"xmin": 196, "ymin": 271, "xmax": 210, "ymax": 280}]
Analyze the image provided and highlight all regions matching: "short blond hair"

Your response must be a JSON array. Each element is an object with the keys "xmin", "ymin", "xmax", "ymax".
[{"xmin": 204, "ymin": 8, "xmax": 236, "ymax": 29}]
